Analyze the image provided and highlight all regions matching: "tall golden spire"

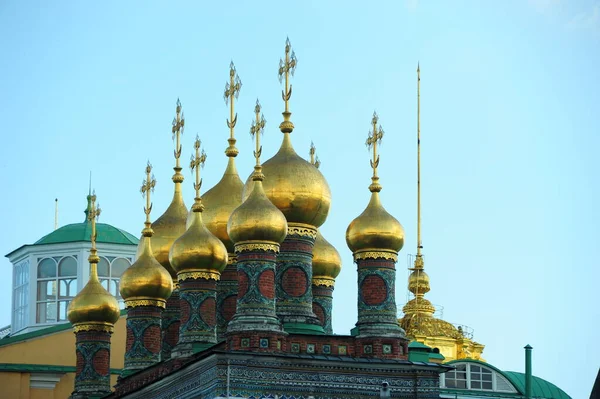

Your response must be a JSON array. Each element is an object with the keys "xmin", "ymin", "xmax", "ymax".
[
  {"xmin": 278, "ymin": 37, "xmax": 297, "ymax": 133},
  {"xmin": 366, "ymin": 112, "xmax": 384, "ymax": 193},
  {"xmin": 250, "ymin": 100, "xmax": 266, "ymax": 180},
  {"xmin": 309, "ymin": 142, "xmax": 320, "ymax": 169},
  {"xmin": 224, "ymin": 61, "xmax": 242, "ymax": 158},
  {"xmin": 189, "ymin": 136, "xmax": 207, "ymax": 212},
  {"xmin": 417, "ymin": 63, "xmax": 422, "ymax": 260}
]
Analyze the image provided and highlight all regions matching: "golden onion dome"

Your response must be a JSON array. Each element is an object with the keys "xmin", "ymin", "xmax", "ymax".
[
  {"xmin": 171, "ymin": 207, "xmax": 228, "ymax": 275},
  {"xmin": 120, "ymin": 233, "xmax": 173, "ymax": 306},
  {"xmin": 188, "ymin": 157, "xmax": 243, "ymax": 253},
  {"xmin": 312, "ymin": 230, "xmax": 342, "ymax": 282},
  {"xmin": 408, "ymin": 269, "xmax": 431, "ymax": 296},
  {"xmin": 243, "ymin": 133, "xmax": 331, "ymax": 228},
  {"xmin": 151, "ymin": 171, "xmax": 188, "ymax": 279},
  {"xmin": 346, "ymin": 191, "xmax": 404, "ymax": 254},
  {"xmin": 229, "ymin": 176, "xmax": 288, "ymax": 245},
  {"xmin": 68, "ymin": 264, "xmax": 120, "ymax": 327}
]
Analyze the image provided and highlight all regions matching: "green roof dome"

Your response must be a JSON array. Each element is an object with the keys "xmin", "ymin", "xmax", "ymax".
[
  {"xmin": 35, "ymin": 222, "xmax": 138, "ymax": 246},
  {"xmin": 34, "ymin": 194, "xmax": 138, "ymax": 246}
]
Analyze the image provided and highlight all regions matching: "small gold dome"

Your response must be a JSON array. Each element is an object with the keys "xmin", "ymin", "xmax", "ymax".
[
  {"xmin": 170, "ymin": 209, "xmax": 228, "ymax": 275},
  {"xmin": 188, "ymin": 157, "xmax": 243, "ymax": 253},
  {"xmin": 68, "ymin": 266, "xmax": 120, "ymax": 326},
  {"xmin": 346, "ymin": 191, "xmax": 404, "ymax": 253},
  {"xmin": 312, "ymin": 230, "xmax": 342, "ymax": 281},
  {"xmin": 402, "ymin": 296, "xmax": 436, "ymax": 316},
  {"xmin": 151, "ymin": 177, "xmax": 188, "ymax": 279},
  {"xmin": 120, "ymin": 234, "xmax": 173, "ymax": 305},
  {"xmin": 229, "ymin": 178, "xmax": 288, "ymax": 245},
  {"xmin": 243, "ymin": 133, "xmax": 331, "ymax": 228},
  {"xmin": 408, "ymin": 269, "xmax": 430, "ymax": 296}
]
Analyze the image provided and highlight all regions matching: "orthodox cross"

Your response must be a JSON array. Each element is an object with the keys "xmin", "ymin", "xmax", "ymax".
[
  {"xmin": 250, "ymin": 100, "xmax": 266, "ymax": 167},
  {"xmin": 171, "ymin": 99, "xmax": 185, "ymax": 168},
  {"xmin": 309, "ymin": 142, "xmax": 321, "ymax": 169},
  {"xmin": 88, "ymin": 192, "xmax": 101, "ymax": 254},
  {"xmin": 224, "ymin": 61, "xmax": 242, "ymax": 139},
  {"xmin": 189, "ymin": 136, "xmax": 207, "ymax": 209},
  {"xmin": 141, "ymin": 161, "xmax": 156, "ymax": 227},
  {"xmin": 366, "ymin": 112, "xmax": 384, "ymax": 180},
  {"xmin": 278, "ymin": 38, "xmax": 297, "ymax": 113}
]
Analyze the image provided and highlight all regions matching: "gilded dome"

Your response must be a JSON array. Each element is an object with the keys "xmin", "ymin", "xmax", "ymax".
[
  {"xmin": 312, "ymin": 230, "xmax": 342, "ymax": 281},
  {"xmin": 229, "ymin": 177, "xmax": 288, "ymax": 245},
  {"xmin": 188, "ymin": 157, "xmax": 243, "ymax": 253},
  {"xmin": 400, "ymin": 313, "xmax": 462, "ymax": 340},
  {"xmin": 67, "ymin": 264, "xmax": 120, "ymax": 326},
  {"xmin": 346, "ymin": 191, "xmax": 404, "ymax": 254},
  {"xmin": 151, "ymin": 173, "xmax": 188, "ymax": 279},
  {"xmin": 243, "ymin": 133, "xmax": 331, "ymax": 228},
  {"xmin": 170, "ymin": 209, "xmax": 228, "ymax": 275},
  {"xmin": 120, "ymin": 234, "xmax": 173, "ymax": 306},
  {"xmin": 408, "ymin": 269, "xmax": 431, "ymax": 296}
]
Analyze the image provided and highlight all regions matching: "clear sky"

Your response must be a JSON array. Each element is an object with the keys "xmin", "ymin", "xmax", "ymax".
[{"xmin": 1, "ymin": 1, "xmax": 598, "ymax": 397}]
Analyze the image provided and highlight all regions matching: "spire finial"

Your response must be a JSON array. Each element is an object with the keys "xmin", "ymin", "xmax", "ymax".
[
  {"xmin": 416, "ymin": 62, "xmax": 422, "ymax": 259},
  {"xmin": 250, "ymin": 99, "xmax": 266, "ymax": 181},
  {"xmin": 366, "ymin": 112, "xmax": 384, "ymax": 192},
  {"xmin": 278, "ymin": 37, "xmax": 297, "ymax": 133},
  {"xmin": 140, "ymin": 161, "xmax": 156, "ymax": 236},
  {"xmin": 224, "ymin": 61, "xmax": 242, "ymax": 158},
  {"xmin": 88, "ymin": 171, "xmax": 92, "ymax": 196},
  {"xmin": 189, "ymin": 135, "xmax": 207, "ymax": 212},
  {"xmin": 171, "ymin": 98, "xmax": 185, "ymax": 171},
  {"xmin": 87, "ymin": 191, "xmax": 101, "ymax": 271},
  {"xmin": 309, "ymin": 141, "xmax": 321, "ymax": 169}
]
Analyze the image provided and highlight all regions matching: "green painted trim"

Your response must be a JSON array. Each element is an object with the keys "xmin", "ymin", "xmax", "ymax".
[
  {"xmin": 408, "ymin": 341, "xmax": 431, "ymax": 350},
  {"xmin": 0, "ymin": 310, "xmax": 127, "ymax": 347},
  {"xmin": 283, "ymin": 322, "xmax": 325, "ymax": 335},
  {"xmin": 0, "ymin": 363, "xmax": 121, "ymax": 375}
]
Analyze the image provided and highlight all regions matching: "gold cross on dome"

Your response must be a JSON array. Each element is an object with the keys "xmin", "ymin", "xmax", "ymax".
[
  {"xmin": 366, "ymin": 112, "xmax": 384, "ymax": 179},
  {"xmin": 224, "ymin": 61, "xmax": 242, "ymax": 139},
  {"xmin": 171, "ymin": 98, "xmax": 185, "ymax": 167},
  {"xmin": 141, "ymin": 161, "xmax": 156, "ymax": 225},
  {"xmin": 278, "ymin": 37, "xmax": 297, "ymax": 113},
  {"xmin": 189, "ymin": 135, "xmax": 207, "ymax": 201},
  {"xmin": 88, "ymin": 192, "xmax": 101, "ymax": 249},
  {"xmin": 250, "ymin": 100, "xmax": 266, "ymax": 167}
]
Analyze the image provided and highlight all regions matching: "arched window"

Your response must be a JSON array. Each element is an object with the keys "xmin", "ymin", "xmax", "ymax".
[
  {"xmin": 441, "ymin": 362, "xmax": 517, "ymax": 393},
  {"xmin": 36, "ymin": 256, "xmax": 78, "ymax": 323},
  {"xmin": 13, "ymin": 259, "xmax": 29, "ymax": 331},
  {"xmin": 98, "ymin": 256, "xmax": 131, "ymax": 308}
]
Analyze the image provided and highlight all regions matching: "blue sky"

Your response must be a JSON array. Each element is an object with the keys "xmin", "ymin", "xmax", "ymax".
[{"xmin": 1, "ymin": 1, "xmax": 598, "ymax": 397}]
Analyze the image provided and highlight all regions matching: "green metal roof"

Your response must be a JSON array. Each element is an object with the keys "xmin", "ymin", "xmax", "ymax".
[
  {"xmin": 34, "ymin": 221, "xmax": 138, "ymax": 246},
  {"xmin": 445, "ymin": 359, "xmax": 571, "ymax": 399},
  {"xmin": 504, "ymin": 371, "xmax": 571, "ymax": 399}
]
